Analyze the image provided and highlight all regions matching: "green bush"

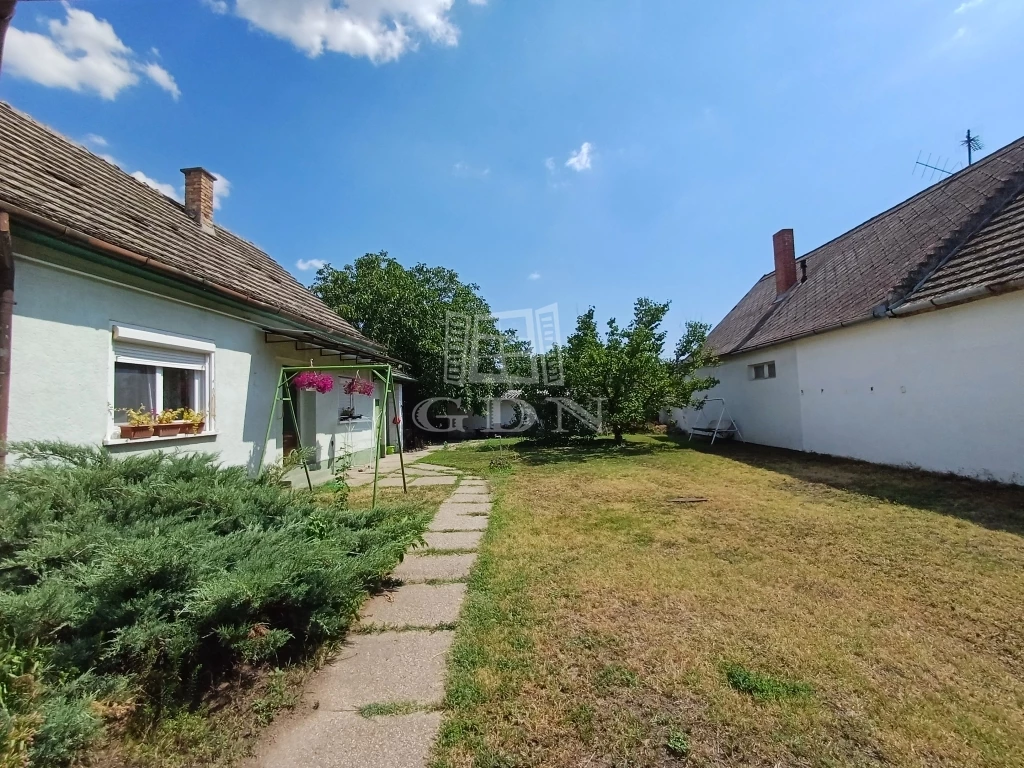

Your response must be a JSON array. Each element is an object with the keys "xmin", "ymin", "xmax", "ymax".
[{"xmin": 0, "ymin": 442, "xmax": 429, "ymax": 765}]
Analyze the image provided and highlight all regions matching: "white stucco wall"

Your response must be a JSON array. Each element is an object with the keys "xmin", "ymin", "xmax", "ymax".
[
  {"xmin": 10, "ymin": 243, "xmax": 389, "ymax": 473},
  {"xmin": 795, "ymin": 292, "xmax": 1024, "ymax": 484},
  {"xmin": 669, "ymin": 291, "xmax": 1024, "ymax": 484},
  {"xmin": 666, "ymin": 344, "xmax": 804, "ymax": 451}
]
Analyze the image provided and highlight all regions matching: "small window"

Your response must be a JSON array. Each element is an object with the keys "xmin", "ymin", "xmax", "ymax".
[
  {"xmin": 112, "ymin": 341, "xmax": 211, "ymax": 430},
  {"xmin": 750, "ymin": 361, "xmax": 777, "ymax": 381}
]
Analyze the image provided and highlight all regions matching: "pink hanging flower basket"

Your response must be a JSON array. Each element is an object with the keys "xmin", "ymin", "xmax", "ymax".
[
  {"xmin": 343, "ymin": 376, "xmax": 375, "ymax": 396},
  {"xmin": 293, "ymin": 371, "xmax": 334, "ymax": 394}
]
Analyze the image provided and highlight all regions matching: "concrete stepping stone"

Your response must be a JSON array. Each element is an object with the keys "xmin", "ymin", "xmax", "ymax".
[
  {"xmin": 429, "ymin": 510, "xmax": 488, "ymax": 532},
  {"xmin": 410, "ymin": 475, "xmax": 458, "ymax": 487},
  {"xmin": 307, "ymin": 631, "xmax": 453, "ymax": 709},
  {"xmin": 423, "ymin": 530, "xmax": 483, "ymax": 550},
  {"xmin": 411, "ymin": 463, "xmax": 459, "ymax": 473},
  {"xmin": 377, "ymin": 476, "xmax": 407, "ymax": 487},
  {"xmin": 439, "ymin": 501, "xmax": 491, "ymax": 516},
  {"xmin": 393, "ymin": 553, "xmax": 476, "ymax": 582},
  {"xmin": 449, "ymin": 490, "xmax": 492, "ymax": 501},
  {"xmin": 360, "ymin": 583, "xmax": 466, "ymax": 628},
  {"xmin": 251, "ymin": 710, "xmax": 441, "ymax": 768}
]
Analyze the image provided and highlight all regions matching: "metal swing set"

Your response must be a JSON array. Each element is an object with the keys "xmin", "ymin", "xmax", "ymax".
[{"xmin": 258, "ymin": 364, "xmax": 407, "ymax": 507}]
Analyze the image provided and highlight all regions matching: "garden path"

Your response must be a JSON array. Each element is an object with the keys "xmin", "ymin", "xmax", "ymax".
[{"xmin": 248, "ymin": 472, "xmax": 492, "ymax": 768}]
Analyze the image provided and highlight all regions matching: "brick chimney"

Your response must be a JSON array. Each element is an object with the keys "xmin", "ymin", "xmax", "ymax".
[
  {"xmin": 773, "ymin": 228, "xmax": 797, "ymax": 296},
  {"xmin": 181, "ymin": 167, "xmax": 216, "ymax": 232}
]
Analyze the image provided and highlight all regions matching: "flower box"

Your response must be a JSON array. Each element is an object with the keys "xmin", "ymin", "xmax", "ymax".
[
  {"xmin": 119, "ymin": 425, "xmax": 155, "ymax": 440},
  {"xmin": 153, "ymin": 423, "xmax": 181, "ymax": 438}
]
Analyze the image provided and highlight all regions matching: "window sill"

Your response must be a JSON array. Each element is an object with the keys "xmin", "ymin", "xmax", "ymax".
[{"xmin": 104, "ymin": 431, "xmax": 218, "ymax": 447}]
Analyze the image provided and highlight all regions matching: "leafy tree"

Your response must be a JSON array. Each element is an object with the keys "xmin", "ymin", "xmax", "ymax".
[
  {"xmin": 311, "ymin": 252, "xmax": 496, "ymax": 407},
  {"xmin": 562, "ymin": 299, "xmax": 718, "ymax": 444},
  {"xmin": 669, "ymin": 319, "xmax": 720, "ymax": 412}
]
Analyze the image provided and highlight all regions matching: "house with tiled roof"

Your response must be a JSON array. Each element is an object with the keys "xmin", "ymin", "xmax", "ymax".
[
  {"xmin": 672, "ymin": 135, "xmax": 1024, "ymax": 484},
  {"xmin": 0, "ymin": 101, "xmax": 406, "ymax": 471}
]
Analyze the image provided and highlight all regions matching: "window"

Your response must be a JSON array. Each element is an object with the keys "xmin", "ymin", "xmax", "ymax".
[
  {"xmin": 111, "ymin": 326, "xmax": 213, "ymax": 431},
  {"xmin": 750, "ymin": 361, "xmax": 776, "ymax": 381}
]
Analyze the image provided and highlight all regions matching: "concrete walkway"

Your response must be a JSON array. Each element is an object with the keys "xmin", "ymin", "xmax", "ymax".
[
  {"xmin": 284, "ymin": 446, "xmax": 443, "ymax": 489},
  {"xmin": 249, "ymin": 468, "xmax": 493, "ymax": 768}
]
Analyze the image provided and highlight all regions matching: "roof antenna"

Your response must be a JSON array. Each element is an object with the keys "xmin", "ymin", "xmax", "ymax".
[
  {"xmin": 913, "ymin": 151, "xmax": 957, "ymax": 182},
  {"xmin": 961, "ymin": 129, "xmax": 983, "ymax": 165}
]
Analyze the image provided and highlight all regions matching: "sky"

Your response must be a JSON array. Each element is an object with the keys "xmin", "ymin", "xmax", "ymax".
[{"xmin": 2, "ymin": 0, "xmax": 1023, "ymax": 349}]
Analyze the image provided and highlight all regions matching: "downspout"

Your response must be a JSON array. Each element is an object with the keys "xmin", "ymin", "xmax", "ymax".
[{"xmin": 0, "ymin": 0, "xmax": 18, "ymax": 466}]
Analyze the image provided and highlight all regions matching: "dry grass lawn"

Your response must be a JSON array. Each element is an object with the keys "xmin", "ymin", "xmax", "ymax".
[{"xmin": 427, "ymin": 437, "xmax": 1024, "ymax": 767}]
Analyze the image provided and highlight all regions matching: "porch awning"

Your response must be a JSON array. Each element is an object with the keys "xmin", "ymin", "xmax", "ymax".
[{"xmin": 261, "ymin": 327, "xmax": 408, "ymax": 370}]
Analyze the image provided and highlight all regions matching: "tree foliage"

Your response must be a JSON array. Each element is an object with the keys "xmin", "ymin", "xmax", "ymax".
[
  {"xmin": 311, "ymin": 252, "xmax": 495, "ymax": 404},
  {"xmin": 561, "ymin": 299, "xmax": 718, "ymax": 443}
]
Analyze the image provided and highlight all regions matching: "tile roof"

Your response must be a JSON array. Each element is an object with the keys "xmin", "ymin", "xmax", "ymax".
[
  {"xmin": 707, "ymin": 135, "xmax": 1024, "ymax": 356},
  {"xmin": 0, "ymin": 101, "xmax": 384, "ymax": 354}
]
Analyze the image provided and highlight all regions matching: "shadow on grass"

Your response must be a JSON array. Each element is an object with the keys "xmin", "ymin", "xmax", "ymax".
[
  {"xmin": 508, "ymin": 437, "xmax": 674, "ymax": 466},
  {"xmin": 687, "ymin": 437, "xmax": 1024, "ymax": 537}
]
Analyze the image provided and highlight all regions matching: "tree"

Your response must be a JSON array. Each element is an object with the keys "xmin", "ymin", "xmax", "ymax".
[
  {"xmin": 562, "ymin": 299, "xmax": 718, "ymax": 444},
  {"xmin": 310, "ymin": 252, "xmax": 497, "ymax": 408}
]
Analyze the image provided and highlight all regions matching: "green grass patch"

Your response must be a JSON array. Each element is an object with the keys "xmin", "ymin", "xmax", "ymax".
[
  {"xmin": 666, "ymin": 729, "xmax": 690, "ymax": 758},
  {"xmin": 722, "ymin": 662, "xmax": 812, "ymax": 702}
]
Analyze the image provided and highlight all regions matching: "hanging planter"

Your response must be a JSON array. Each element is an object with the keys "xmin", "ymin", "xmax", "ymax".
[
  {"xmin": 343, "ymin": 376, "xmax": 375, "ymax": 396},
  {"xmin": 293, "ymin": 371, "xmax": 334, "ymax": 394}
]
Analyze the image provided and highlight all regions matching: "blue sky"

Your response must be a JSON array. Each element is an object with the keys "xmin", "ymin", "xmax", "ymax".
[{"xmin": 2, "ymin": 0, "xmax": 1023, "ymax": 347}]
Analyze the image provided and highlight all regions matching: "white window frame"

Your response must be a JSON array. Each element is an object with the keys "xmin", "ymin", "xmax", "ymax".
[
  {"xmin": 749, "ymin": 361, "xmax": 777, "ymax": 381},
  {"xmin": 108, "ymin": 324, "xmax": 216, "ymax": 436}
]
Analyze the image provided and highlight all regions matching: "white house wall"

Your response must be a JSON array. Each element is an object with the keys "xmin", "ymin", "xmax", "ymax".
[
  {"xmin": 795, "ymin": 291, "xmax": 1024, "ymax": 484},
  {"xmin": 10, "ymin": 242, "xmax": 389, "ymax": 473},
  {"xmin": 670, "ymin": 291, "xmax": 1024, "ymax": 484},
  {"xmin": 668, "ymin": 344, "xmax": 804, "ymax": 451}
]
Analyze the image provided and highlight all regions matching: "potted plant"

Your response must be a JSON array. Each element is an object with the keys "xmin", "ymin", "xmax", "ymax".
[
  {"xmin": 343, "ymin": 376, "xmax": 374, "ymax": 396},
  {"xmin": 119, "ymin": 407, "xmax": 156, "ymax": 439},
  {"xmin": 293, "ymin": 371, "xmax": 334, "ymax": 394},
  {"xmin": 181, "ymin": 408, "xmax": 206, "ymax": 434},
  {"xmin": 154, "ymin": 408, "xmax": 183, "ymax": 437}
]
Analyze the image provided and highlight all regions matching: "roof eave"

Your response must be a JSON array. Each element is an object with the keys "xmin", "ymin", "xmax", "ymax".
[{"xmin": 2, "ymin": 199, "xmax": 386, "ymax": 357}]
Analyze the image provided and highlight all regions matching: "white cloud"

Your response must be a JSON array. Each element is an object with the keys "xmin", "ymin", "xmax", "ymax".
[
  {"xmin": 143, "ymin": 62, "xmax": 181, "ymax": 100},
  {"xmin": 82, "ymin": 133, "xmax": 108, "ymax": 148},
  {"xmin": 955, "ymin": 0, "xmax": 983, "ymax": 12},
  {"xmin": 210, "ymin": 172, "xmax": 232, "ymax": 210},
  {"xmin": 528, "ymin": 272, "xmax": 541, "ymax": 281},
  {"xmin": 544, "ymin": 157, "xmax": 556, "ymax": 172},
  {"xmin": 297, "ymin": 258, "xmax": 327, "ymax": 271},
  {"xmin": 5, "ymin": 4, "xmax": 180, "ymax": 100},
  {"xmin": 210, "ymin": 0, "xmax": 467, "ymax": 62},
  {"xmin": 453, "ymin": 161, "xmax": 490, "ymax": 179},
  {"xmin": 131, "ymin": 171, "xmax": 181, "ymax": 200},
  {"xmin": 566, "ymin": 142, "xmax": 594, "ymax": 172}
]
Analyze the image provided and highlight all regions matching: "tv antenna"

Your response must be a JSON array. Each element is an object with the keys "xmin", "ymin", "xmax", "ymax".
[
  {"xmin": 961, "ymin": 129, "xmax": 983, "ymax": 165},
  {"xmin": 913, "ymin": 152, "xmax": 959, "ymax": 182}
]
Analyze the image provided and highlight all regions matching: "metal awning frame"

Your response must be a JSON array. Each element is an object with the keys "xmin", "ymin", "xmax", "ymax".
[
  {"xmin": 259, "ymin": 363, "xmax": 406, "ymax": 507},
  {"xmin": 262, "ymin": 327, "xmax": 406, "ymax": 368}
]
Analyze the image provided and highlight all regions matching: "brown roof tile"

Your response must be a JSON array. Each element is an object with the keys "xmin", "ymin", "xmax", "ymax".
[
  {"xmin": 0, "ymin": 101, "xmax": 384, "ymax": 353},
  {"xmin": 708, "ymin": 135, "xmax": 1024, "ymax": 355}
]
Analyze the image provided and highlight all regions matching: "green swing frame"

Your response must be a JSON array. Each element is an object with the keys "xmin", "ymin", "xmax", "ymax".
[{"xmin": 259, "ymin": 364, "xmax": 407, "ymax": 507}]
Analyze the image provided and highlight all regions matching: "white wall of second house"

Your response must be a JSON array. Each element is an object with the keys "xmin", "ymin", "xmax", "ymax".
[
  {"xmin": 666, "ymin": 344, "xmax": 804, "ymax": 450},
  {"xmin": 9, "ymin": 247, "xmax": 386, "ymax": 473},
  {"xmin": 795, "ymin": 291, "xmax": 1024, "ymax": 484}
]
